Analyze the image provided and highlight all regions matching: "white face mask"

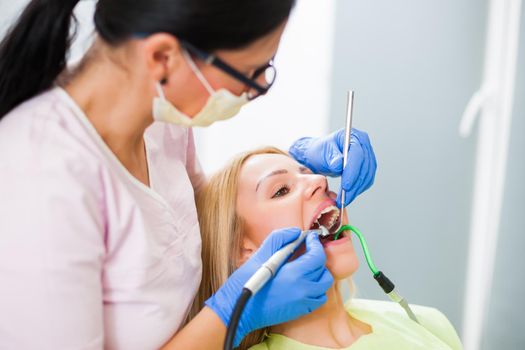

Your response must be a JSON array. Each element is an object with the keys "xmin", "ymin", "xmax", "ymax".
[{"xmin": 152, "ymin": 50, "xmax": 249, "ymax": 127}]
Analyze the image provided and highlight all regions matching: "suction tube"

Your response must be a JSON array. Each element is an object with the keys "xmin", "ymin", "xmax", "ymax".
[{"xmin": 335, "ymin": 224, "xmax": 420, "ymax": 324}]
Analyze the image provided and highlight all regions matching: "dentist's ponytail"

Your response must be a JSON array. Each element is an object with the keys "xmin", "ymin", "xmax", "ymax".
[{"xmin": 0, "ymin": 0, "xmax": 80, "ymax": 119}]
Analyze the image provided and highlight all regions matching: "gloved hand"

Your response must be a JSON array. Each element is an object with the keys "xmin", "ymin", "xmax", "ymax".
[
  {"xmin": 205, "ymin": 227, "xmax": 333, "ymax": 346},
  {"xmin": 289, "ymin": 128, "xmax": 377, "ymax": 207}
]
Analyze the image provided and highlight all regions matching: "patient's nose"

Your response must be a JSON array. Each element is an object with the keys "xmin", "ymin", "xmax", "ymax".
[{"xmin": 303, "ymin": 174, "xmax": 328, "ymax": 200}]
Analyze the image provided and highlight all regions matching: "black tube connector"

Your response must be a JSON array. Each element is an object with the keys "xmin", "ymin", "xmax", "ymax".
[{"xmin": 373, "ymin": 271, "xmax": 395, "ymax": 294}]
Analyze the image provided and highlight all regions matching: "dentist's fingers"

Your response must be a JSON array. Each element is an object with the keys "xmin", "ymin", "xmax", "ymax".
[
  {"xmin": 304, "ymin": 268, "xmax": 334, "ymax": 296},
  {"xmin": 356, "ymin": 130, "xmax": 376, "ymax": 192},
  {"xmin": 287, "ymin": 232, "xmax": 327, "ymax": 273},
  {"xmin": 341, "ymin": 129, "xmax": 366, "ymax": 192},
  {"xmin": 337, "ymin": 129, "xmax": 377, "ymax": 207},
  {"xmin": 254, "ymin": 227, "xmax": 301, "ymax": 261}
]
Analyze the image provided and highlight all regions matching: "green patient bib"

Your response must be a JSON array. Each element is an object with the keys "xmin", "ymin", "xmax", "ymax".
[{"xmin": 249, "ymin": 299, "xmax": 463, "ymax": 350}]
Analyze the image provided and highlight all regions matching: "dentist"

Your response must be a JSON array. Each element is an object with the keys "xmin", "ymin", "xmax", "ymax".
[{"xmin": 0, "ymin": 1, "xmax": 376, "ymax": 349}]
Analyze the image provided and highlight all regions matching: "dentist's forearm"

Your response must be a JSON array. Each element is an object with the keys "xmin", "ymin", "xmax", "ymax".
[{"xmin": 161, "ymin": 307, "xmax": 226, "ymax": 350}]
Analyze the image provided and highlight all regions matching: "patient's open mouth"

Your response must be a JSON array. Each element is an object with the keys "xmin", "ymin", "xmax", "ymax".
[{"xmin": 309, "ymin": 205, "xmax": 345, "ymax": 244}]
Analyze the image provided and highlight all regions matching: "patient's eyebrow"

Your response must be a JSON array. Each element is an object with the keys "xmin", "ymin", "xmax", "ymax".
[
  {"xmin": 299, "ymin": 166, "xmax": 311, "ymax": 174},
  {"xmin": 256, "ymin": 169, "xmax": 288, "ymax": 192},
  {"xmin": 255, "ymin": 166, "xmax": 312, "ymax": 192}
]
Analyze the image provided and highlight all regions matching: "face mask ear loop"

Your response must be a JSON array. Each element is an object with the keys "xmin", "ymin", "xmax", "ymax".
[
  {"xmin": 156, "ymin": 82, "xmax": 167, "ymax": 101},
  {"xmin": 182, "ymin": 49, "xmax": 215, "ymax": 95}
]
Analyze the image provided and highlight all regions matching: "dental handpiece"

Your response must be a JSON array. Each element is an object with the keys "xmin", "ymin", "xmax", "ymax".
[{"xmin": 243, "ymin": 226, "xmax": 329, "ymax": 295}]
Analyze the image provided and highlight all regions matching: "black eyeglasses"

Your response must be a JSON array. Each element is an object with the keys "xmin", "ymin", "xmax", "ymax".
[{"xmin": 180, "ymin": 41, "xmax": 277, "ymax": 100}]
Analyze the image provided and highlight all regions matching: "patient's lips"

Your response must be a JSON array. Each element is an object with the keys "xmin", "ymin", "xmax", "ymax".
[{"xmin": 323, "ymin": 235, "xmax": 349, "ymax": 247}]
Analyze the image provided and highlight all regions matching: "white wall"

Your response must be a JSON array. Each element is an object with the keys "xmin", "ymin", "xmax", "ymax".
[
  {"xmin": 0, "ymin": 0, "xmax": 98, "ymax": 67},
  {"xmin": 193, "ymin": 0, "xmax": 336, "ymax": 175},
  {"xmin": 0, "ymin": 1, "xmax": 26, "ymax": 36}
]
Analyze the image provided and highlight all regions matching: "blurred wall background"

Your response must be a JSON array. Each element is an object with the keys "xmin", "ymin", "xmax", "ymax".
[
  {"xmin": 0, "ymin": 1, "xmax": 523, "ymax": 349},
  {"xmin": 327, "ymin": 0, "xmax": 483, "ymax": 333}
]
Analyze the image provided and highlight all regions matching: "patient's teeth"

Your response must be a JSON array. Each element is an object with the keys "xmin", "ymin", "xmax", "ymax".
[
  {"xmin": 313, "ymin": 205, "xmax": 340, "ymax": 231},
  {"xmin": 326, "ymin": 210, "xmax": 340, "ymax": 229},
  {"xmin": 320, "ymin": 205, "xmax": 338, "ymax": 215}
]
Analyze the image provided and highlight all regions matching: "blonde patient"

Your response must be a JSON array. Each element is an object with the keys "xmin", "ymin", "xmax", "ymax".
[{"xmin": 192, "ymin": 147, "xmax": 463, "ymax": 350}]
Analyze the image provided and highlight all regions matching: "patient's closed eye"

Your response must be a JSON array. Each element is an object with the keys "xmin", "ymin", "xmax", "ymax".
[{"xmin": 272, "ymin": 185, "xmax": 290, "ymax": 198}]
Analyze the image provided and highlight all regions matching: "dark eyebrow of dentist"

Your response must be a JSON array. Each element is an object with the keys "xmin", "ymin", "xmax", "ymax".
[{"xmin": 0, "ymin": 0, "xmax": 376, "ymax": 349}]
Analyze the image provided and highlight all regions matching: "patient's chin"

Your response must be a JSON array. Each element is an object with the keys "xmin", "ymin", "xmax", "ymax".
[{"xmin": 325, "ymin": 245, "xmax": 359, "ymax": 280}]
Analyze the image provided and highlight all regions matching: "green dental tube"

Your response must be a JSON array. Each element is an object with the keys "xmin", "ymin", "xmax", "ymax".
[
  {"xmin": 335, "ymin": 224, "xmax": 379, "ymax": 276},
  {"xmin": 334, "ymin": 223, "xmax": 420, "ymax": 324}
]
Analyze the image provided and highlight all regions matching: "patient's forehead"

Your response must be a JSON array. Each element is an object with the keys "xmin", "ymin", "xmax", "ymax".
[
  {"xmin": 244, "ymin": 153, "xmax": 293, "ymax": 170},
  {"xmin": 242, "ymin": 153, "xmax": 295, "ymax": 175},
  {"xmin": 239, "ymin": 154, "xmax": 296, "ymax": 189}
]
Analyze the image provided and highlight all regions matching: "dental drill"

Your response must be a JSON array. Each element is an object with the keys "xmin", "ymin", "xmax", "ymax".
[
  {"xmin": 224, "ymin": 226, "xmax": 329, "ymax": 350},
  {"xmin": 243, "ymin": 226, "xmax": 329, "ymax": 295}
]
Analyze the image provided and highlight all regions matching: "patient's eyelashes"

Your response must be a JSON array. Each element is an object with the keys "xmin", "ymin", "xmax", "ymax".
[{"xmin": 272, "ymin": 185, "xmax": 290, "ymax": 198}]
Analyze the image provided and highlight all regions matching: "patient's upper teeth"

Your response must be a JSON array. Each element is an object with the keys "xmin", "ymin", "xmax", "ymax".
[{"xmin": 320, "ymin": 205, "xmax": 338, "ymax": 215}]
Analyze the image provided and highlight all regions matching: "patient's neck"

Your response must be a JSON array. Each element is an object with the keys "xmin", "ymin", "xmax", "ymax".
[{"xmin": 271, "ymin": 283, "xmax": 371, "ymax": 348}]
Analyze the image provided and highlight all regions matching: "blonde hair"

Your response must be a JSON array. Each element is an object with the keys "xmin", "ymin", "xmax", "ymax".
[{"xmin": 191, "ymin": 146, "xmax": 287, "ymax": 349}]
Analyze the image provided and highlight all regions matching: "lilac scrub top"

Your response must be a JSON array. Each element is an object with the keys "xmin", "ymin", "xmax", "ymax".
[{"xmin": 0, "ymin": 87, "xmax": 204, "ymax": 349}]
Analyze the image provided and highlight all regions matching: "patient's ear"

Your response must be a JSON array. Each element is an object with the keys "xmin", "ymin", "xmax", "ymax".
[{"xmin": 238, "ymin": 235, "xmax": 258, "ymax": 267}]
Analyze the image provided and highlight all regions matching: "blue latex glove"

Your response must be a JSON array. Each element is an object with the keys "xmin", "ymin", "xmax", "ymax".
[
  {"xmin": 289, "ymin": 128, "xmax": 377, "ymax": 207},
  {"xmin": 205, "ymin": 227, "xmax": 333, "ymax": 346}
]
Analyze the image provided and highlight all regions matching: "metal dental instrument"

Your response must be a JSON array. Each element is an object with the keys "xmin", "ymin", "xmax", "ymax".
[{"xmin": 327, "ymin": 90, "xmax": 355, "ymax": 238}]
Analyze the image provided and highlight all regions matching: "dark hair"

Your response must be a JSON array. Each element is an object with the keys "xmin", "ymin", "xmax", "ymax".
[{"xmin": 0, "ymin": 0, "xmax": 295, "ymax": 119}]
